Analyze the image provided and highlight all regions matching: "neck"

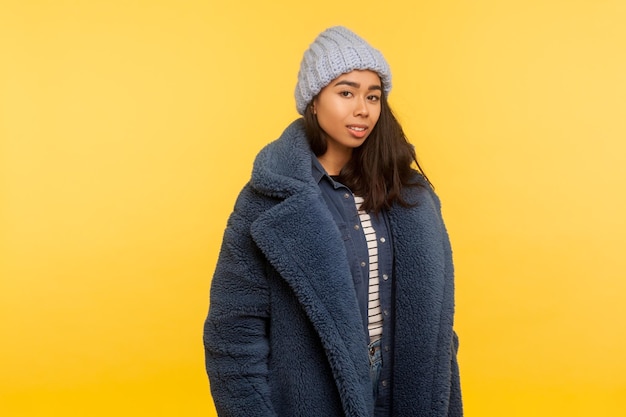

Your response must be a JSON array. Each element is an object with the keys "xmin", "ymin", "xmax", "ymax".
[
  {"xmin": 317, "ymin": 152, "xmax": 351, "ymax": 176},
  {"xmin": 317, "ymin": 142, "xmax": 353, "ymax": 175}
]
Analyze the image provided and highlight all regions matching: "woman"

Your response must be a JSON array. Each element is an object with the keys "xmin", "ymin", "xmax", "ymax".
[{"xmin": 203, "ymin": 26, "xmax": 462, "ymax": 417}]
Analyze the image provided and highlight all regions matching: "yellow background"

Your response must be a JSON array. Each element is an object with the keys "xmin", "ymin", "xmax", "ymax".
[{"xmin": 2, "ymin": 1, "xmax": 625, "ymax": 416}]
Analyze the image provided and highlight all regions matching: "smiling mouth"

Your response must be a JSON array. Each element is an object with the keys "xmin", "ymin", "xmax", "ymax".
[{"xmin": 348, "ymin": 126, "xmax": 367, "ymax": 132}]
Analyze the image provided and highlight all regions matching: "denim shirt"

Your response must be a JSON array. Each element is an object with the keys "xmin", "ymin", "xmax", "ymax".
[{"xmin": 311, "ymin": 154, "xmax": 394, "ymax": 415}]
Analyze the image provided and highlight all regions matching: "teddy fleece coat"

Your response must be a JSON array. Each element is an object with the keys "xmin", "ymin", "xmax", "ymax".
[{"xmin": 203, "ymin": 119, "xmax": 462, "ymax": 417}]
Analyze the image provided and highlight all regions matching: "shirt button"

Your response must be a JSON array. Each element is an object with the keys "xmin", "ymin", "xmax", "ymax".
[
  {"xmin": 383, "ymin": 309, "xmax": 389, "ymax": 316},
  {"xmin": 354, "ymin": 224, "xmax": 360, "ymax": 230},
  {"xmin": 360, "ymin": 261, "xmax": 366, "ymax": 267},
  {"xmin": 382, "ymin": 274, "xmax": 389, "ymax": 281},
  {"xmin": 384, "ymin": 345, "xmax": 390, "ymax": 352},
  {"xmin": 343, "ymin": 193, "xmax": 350, "ymax": 199},
  {"xmin": 380, "ymin": 237, "xmax": 386, "ymax": 243},
  {"xmin": 381, "ymin": 380, "xmax": 388, "ymax": 387}
]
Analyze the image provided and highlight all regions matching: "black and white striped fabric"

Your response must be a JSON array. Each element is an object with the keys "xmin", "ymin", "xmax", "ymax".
[{"xmin": 354, "ymin": 196, "xmax": 383, "ymax": 343}]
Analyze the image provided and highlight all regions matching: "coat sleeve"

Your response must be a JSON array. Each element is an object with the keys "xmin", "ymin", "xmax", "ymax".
[
  {"xmin": 203, "ymin": 198, "xmax": 278, "ymax": 417},
  {"xmin": 429, "ymin": 181, "xmax": 463, "ymax": 417}
]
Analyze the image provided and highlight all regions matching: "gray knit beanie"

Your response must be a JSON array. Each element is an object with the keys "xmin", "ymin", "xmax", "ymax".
[{"xmin": 295, "ymin": 26, "xmax": 392, "ymax": 115}]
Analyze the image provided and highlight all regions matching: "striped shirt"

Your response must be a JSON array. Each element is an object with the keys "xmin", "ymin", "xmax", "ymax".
[{"xmin": 354, "ymin": 196, "xmax": 383, "ymax": 342}]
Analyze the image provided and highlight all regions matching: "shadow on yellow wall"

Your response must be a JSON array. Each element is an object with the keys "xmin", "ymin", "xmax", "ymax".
[{"xmin": 1, "ymin": 1, "xmax": 625, "ymax": 416}]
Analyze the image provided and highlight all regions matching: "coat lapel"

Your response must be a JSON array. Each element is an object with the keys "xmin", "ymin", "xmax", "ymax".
[
  {"xmin": 250, "ymin": 190, "xmax": 371, "ymax": 417},
  {"xmin": 247, "ymin": 119, "xmax": 372, "ymax": 416}
]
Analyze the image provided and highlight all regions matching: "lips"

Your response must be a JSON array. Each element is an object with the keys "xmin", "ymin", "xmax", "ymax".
[
  {"xmin": 347, "ymin": 124, "xmax": 368, "ymax": 132},
  {"xmin": 346, "ymin": 124, "xmax": 369, "ymax": 139}
]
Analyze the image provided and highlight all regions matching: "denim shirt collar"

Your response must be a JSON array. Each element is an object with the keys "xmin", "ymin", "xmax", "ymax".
[{"xmin": 311, "ymin": 152, "xmax": 345, "ymax": 190}]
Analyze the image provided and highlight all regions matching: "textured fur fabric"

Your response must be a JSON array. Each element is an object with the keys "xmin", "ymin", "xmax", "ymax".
[{"xmin": 204, "ymin": 119, "xmax": 462, "ymax": 417}]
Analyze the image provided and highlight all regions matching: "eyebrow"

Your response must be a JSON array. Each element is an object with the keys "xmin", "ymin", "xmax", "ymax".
[{"xmin": 333, "ymin": 80, "xmax": 382, "ymax": 91}]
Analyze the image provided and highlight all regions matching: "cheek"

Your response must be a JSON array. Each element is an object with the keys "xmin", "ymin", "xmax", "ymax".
[
  {"xmin": 317, "ymin": 112, "xmax": 339, "ymax": 135},
  {"xmin": 317, "ymin": 101, "xmax": 345, "ymax": 125},
  {"xmin": 320, "ymin": 102, "xmax": 341, "ymax": 119}
]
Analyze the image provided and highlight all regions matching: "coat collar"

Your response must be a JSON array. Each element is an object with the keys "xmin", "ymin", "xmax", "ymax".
[{"xmin": 250, "ymin": 119, "xmax": 316, "ymax": 199}]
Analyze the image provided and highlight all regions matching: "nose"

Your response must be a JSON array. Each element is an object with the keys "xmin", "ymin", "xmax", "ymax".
[{"xmin": 354, "ymin": 97, "xmax": 369, "ymax": 117}]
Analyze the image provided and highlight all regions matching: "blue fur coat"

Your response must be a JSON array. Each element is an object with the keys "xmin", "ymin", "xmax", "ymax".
[{"xmin": 204, "ymin": 119, "xmax": 462, "ymax": 417}]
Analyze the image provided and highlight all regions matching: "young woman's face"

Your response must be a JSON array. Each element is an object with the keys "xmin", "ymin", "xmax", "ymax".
[{"xmin": 313, "ymin": 70, "xmax": 382, "ymax": 156}]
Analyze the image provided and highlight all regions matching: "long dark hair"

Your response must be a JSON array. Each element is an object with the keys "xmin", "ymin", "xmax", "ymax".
[{"xmin": 304, "ymin": 92, "xmax": 430, "ymax": 214}]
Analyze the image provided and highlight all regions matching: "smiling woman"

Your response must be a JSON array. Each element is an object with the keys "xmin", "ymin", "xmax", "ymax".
[{"xmin": 203, "ymin": 26, "xmax": 462, "ymax": 417}]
